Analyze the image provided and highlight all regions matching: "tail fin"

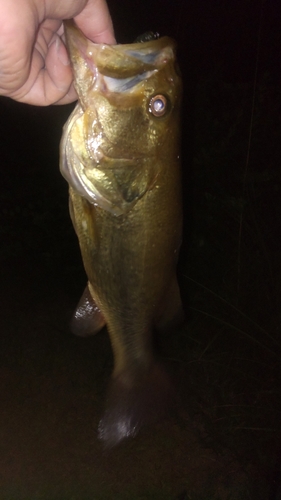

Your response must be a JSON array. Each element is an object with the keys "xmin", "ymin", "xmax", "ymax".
[{"xmin": 98, "ymin": 362, "xmax": 175, "ymax": 448}]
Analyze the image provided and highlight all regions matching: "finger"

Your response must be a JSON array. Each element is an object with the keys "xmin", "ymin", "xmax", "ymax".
[
  {"xmin": 10, "ymin": 34, "xmax": 77, "ymax": 105},
  {"xmin": 43, "ymin": 0, "xmax": 115, "ymax": 43},
  {"xmin": 0, "ymin": 2, "xmax": 35, "ymax": 94},
  {"xmin": 74, "ymin": 0, "xmax": 116, "ymax": 44}
]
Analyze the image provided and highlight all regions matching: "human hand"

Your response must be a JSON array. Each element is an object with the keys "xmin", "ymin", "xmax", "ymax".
[{"xmin": 0, "ymin": 0, "xmax": 115, "ymax": 105}]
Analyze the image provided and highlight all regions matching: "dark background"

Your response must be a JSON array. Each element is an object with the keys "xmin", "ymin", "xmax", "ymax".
[{"xmin": 0, "ymin": 1, "xmax": 281, "ymax": 499}]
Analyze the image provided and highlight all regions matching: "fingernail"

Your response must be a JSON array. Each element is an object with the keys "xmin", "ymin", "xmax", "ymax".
[{"xmin": 55, "ymin": 37, "xmax": 70, "ymax": 66}]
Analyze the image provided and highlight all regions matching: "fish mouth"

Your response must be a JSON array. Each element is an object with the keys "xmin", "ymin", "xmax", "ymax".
[{"xmin": 63, "ymin": 19, "xmax": 177, "ymax": 100}]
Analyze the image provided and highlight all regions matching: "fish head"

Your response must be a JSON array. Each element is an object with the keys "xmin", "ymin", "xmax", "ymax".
[{"xmin": 60, "ymin": 20, "xmax": 182, "ymax": 215}]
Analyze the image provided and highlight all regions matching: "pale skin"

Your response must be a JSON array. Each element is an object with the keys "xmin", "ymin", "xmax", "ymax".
[{"xmin": 0, "ymin": 0, "xmax": 115, "ymax": 105}]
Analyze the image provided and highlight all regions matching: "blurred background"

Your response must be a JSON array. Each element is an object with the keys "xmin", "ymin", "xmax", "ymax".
[{"xmin": 0, "ymin": 1, "xmax": 281, "ymax": 498}]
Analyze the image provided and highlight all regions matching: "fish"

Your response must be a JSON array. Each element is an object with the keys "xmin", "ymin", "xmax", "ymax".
[{"xmin": 60, "ymin": 20, "xmax": 184, "ymax": 447}]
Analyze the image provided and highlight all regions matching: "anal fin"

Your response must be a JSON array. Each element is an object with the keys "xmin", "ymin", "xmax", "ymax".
[{"xmin": 70, "ymin": 283, "xmax": 106, "ymax": 337}]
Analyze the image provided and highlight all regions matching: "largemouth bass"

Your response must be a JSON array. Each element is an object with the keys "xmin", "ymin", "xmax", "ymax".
[{"xmin": 60, "ymin": 20, "xmax": 183, "ymax": 447}]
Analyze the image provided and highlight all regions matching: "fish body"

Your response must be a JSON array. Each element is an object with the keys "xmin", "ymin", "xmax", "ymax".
[{"xmin": 60, "ymin": 20, "xmax": 183, "ymax": 446}]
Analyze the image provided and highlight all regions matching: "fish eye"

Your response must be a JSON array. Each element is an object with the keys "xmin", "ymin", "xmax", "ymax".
[{"xmin": 149, "ymin": 94, "xmax": 168, "ymax": 117}]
